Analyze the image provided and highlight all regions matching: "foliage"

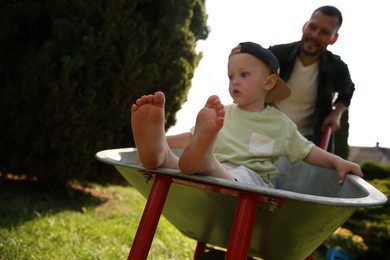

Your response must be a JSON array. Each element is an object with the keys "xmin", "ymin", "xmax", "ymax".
[
  {"xmin": 337, "ymin": 173, "xmax": 390, "ymax": 259},
  {"xmin": 360, "ymin": 161, "xmax": 390, "ymax": 180},
  {"xmin": 334, "ymin": 110, "xmax": 349, "ymax": 159},
  {"xmin": 317, "ymin": 160, "xmax": 390, "ymax": 259},
  {"xmin": 324, "ymin": 227, "xmax": 368, "ymax": 257},
  {"xmin": 0, "ymin": 0, "xmax": 209, "ymax": 184}
]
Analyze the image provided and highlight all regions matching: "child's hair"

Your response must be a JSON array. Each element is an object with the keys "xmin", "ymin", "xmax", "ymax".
[{"xmin": 229, "ymin": 45, "xmax": 241, "ymax": 58}]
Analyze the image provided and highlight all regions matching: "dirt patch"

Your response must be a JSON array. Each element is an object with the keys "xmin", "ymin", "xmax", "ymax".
[{"xmin": 0, "ymin": 174, "xmax": 113, "ymax": 213}]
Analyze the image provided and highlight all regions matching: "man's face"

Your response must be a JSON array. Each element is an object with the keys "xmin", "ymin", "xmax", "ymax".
[{"xmin": 301, "ymin": 11, "xmax": 340, "ymax": 57}]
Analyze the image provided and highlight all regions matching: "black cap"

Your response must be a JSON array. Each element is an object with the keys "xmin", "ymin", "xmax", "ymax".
[{"xmin": 236, "ymin": 42, "xmax": 291, "ymax": 102}]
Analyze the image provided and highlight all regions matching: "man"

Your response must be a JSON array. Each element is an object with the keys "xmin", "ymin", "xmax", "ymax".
[{"xmin": 269, "ymin": 5, "xmax": 354, "ymax": 154}]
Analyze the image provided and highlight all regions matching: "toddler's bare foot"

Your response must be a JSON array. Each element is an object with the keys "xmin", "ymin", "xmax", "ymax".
[
  {"xmin": 179, "ymin": 95, "xmax": 225, "ymax": 174},
  {"xmin": 131, "ymin": 91, "xmax": 173, "ymax": 169}
]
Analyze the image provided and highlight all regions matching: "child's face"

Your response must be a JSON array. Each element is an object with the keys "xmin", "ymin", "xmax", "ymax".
[{"xmin": 228, "ymin": 53, "xmax": 273, "ymax": 112}]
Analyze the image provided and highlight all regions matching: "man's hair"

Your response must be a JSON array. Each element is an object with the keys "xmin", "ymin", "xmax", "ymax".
[{"xmin": 313, "ymin": 5, "xmax": 343, "ymax": 28}]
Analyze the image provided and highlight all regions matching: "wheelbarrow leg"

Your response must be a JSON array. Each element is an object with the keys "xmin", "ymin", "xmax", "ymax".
[
  {"xmin": 225, "ymin": 192, "xmax": 258, "ymax": 260},
  {"xmin": 193, "ymin": 241, "xmax": 207, "ymax": 259},
  {"xmin": 128, "ymin": 175, "xmax": 172, "ymax": 260}
]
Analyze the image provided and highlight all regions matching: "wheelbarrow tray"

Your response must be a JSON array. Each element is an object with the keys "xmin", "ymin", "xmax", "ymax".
[{"xmin": 96, "ymin": 148, "xmax": 387, "ymax": 259}]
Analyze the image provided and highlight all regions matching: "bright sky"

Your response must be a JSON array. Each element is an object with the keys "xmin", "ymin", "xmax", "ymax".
[{"xmin": 167, "ymin": 0, "xmax": 390, "ymax": 148}]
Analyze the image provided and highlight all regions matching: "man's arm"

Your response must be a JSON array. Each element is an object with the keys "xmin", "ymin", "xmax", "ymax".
[{"xmin": 323, "ymin": 102, "xmax": 347, "ymax": 132}]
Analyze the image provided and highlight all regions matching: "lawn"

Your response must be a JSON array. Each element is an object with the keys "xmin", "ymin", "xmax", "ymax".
[
  {"xmin": 0, "ymin": 176, "xmax": 196, "ymax": 259},
  {"xmin": 1, "ymin": 173, "xmax": 388, "ymax": 259}
]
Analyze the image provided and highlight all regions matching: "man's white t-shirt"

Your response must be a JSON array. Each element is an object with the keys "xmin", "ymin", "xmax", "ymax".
[{"xmin": 274, "ymin": 58, "xmax": 319, "ymax": 136}]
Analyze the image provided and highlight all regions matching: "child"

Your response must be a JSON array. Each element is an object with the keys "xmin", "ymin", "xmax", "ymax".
[{"xmin": 131, "ymin": 42, "xmax": 363, "ymax": 187}]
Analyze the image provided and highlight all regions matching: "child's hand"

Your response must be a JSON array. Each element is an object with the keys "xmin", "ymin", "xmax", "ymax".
[{"xmin": 335, "ymin": 159, "xmax": 363, "ymax": 184}]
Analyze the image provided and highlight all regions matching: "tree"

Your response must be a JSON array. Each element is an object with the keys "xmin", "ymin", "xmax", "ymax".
[{"xmin": 0, "ymin": 0, "xmax": 209, "ymax": 184}]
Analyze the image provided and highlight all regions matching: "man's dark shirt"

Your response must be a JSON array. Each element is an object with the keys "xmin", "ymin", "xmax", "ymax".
[{"xmin": 269, "ymin": 41, "xmax": 355, "ymax": 150}]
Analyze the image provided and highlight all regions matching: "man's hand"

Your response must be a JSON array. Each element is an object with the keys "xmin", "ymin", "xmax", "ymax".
[{"xmin": 322, "ymin": 103, "xmax": 347, "ymax": 133}]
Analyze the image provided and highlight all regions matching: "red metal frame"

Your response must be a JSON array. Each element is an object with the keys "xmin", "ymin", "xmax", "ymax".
[
  {"xmin": 127, "ymin": 175, "xmax": 172, "ymax": 260},
  {"xmin": 194, "ymin": 242, "xmax": 207, "ymax": 259},
  {"xmin": 127, "ymin": 127, "xmax": 333, "ymax": 259},
  {"xmin": 128, "ymin": 173, "xmax": 266, "ymax": 259},
  {"xmin": 225, "ymin": 192, "xmax": 258, "ymax": 259},
  {"xmin": 320, "ymin": 124, "xmax": 332, "ymax": 151}
]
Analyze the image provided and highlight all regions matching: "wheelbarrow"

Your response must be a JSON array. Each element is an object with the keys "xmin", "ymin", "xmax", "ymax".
[{"xmin": 95, "ymin": 126, "xmax": 387, "ymax": 259}]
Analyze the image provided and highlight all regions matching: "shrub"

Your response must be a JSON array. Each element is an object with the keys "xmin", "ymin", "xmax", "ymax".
[
  {"xmin": 342, "ymin": 168, "xmax": 390, "ymax": 260},
  {"xmin": 360, "ymin": 161, "xmax": 390, "ymax": 180},
  {"xmin": 0, "ymin": 0, "xmax": 209, "ymax": 184},
  {"xmin": 324, "ymin": 227, "xmax": 368, "ymax": 258}
]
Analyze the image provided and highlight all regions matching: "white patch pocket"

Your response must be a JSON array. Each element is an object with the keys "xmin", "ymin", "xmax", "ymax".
[{"xmin": 249, "ymin": 133, "xmax": 274, "ymax": 156}]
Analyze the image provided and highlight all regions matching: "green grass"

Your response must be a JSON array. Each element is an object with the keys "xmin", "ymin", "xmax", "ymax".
[
  {"xmin": 1, "ymin": 175, "xmax": 388, "ymax": 260},
  {"xmin": 0, "ymin": 180, "xmax": 196, "ymax": 260}
]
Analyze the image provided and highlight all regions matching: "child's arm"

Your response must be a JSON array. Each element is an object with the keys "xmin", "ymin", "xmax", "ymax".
[
  {"xmin": 167, "ymin": 132, "xmax": 192, "ymax": 148},
  {"xmin": 303, "ymin": 146, "xmax": 363, "ymax": 184}
]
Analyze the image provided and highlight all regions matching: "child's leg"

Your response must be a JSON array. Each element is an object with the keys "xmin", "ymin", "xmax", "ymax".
[
  {"xmin": 131, "ymin": 91, "xmax": 179, "ymax": 169},
  {"xmin": 179, "ymin": 95, "xmax": 235, "ymax": 181}
]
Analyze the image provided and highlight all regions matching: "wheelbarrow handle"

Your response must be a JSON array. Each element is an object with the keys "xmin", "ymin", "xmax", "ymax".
[{"xmin": 320, "ymin": 124, "xmax": 332, "ymax": 150}]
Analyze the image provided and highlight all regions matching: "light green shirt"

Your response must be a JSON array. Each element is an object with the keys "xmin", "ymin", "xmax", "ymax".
[{"xmin": 213, "ymin": 104, "xmax": 314, "ymax": 183}]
